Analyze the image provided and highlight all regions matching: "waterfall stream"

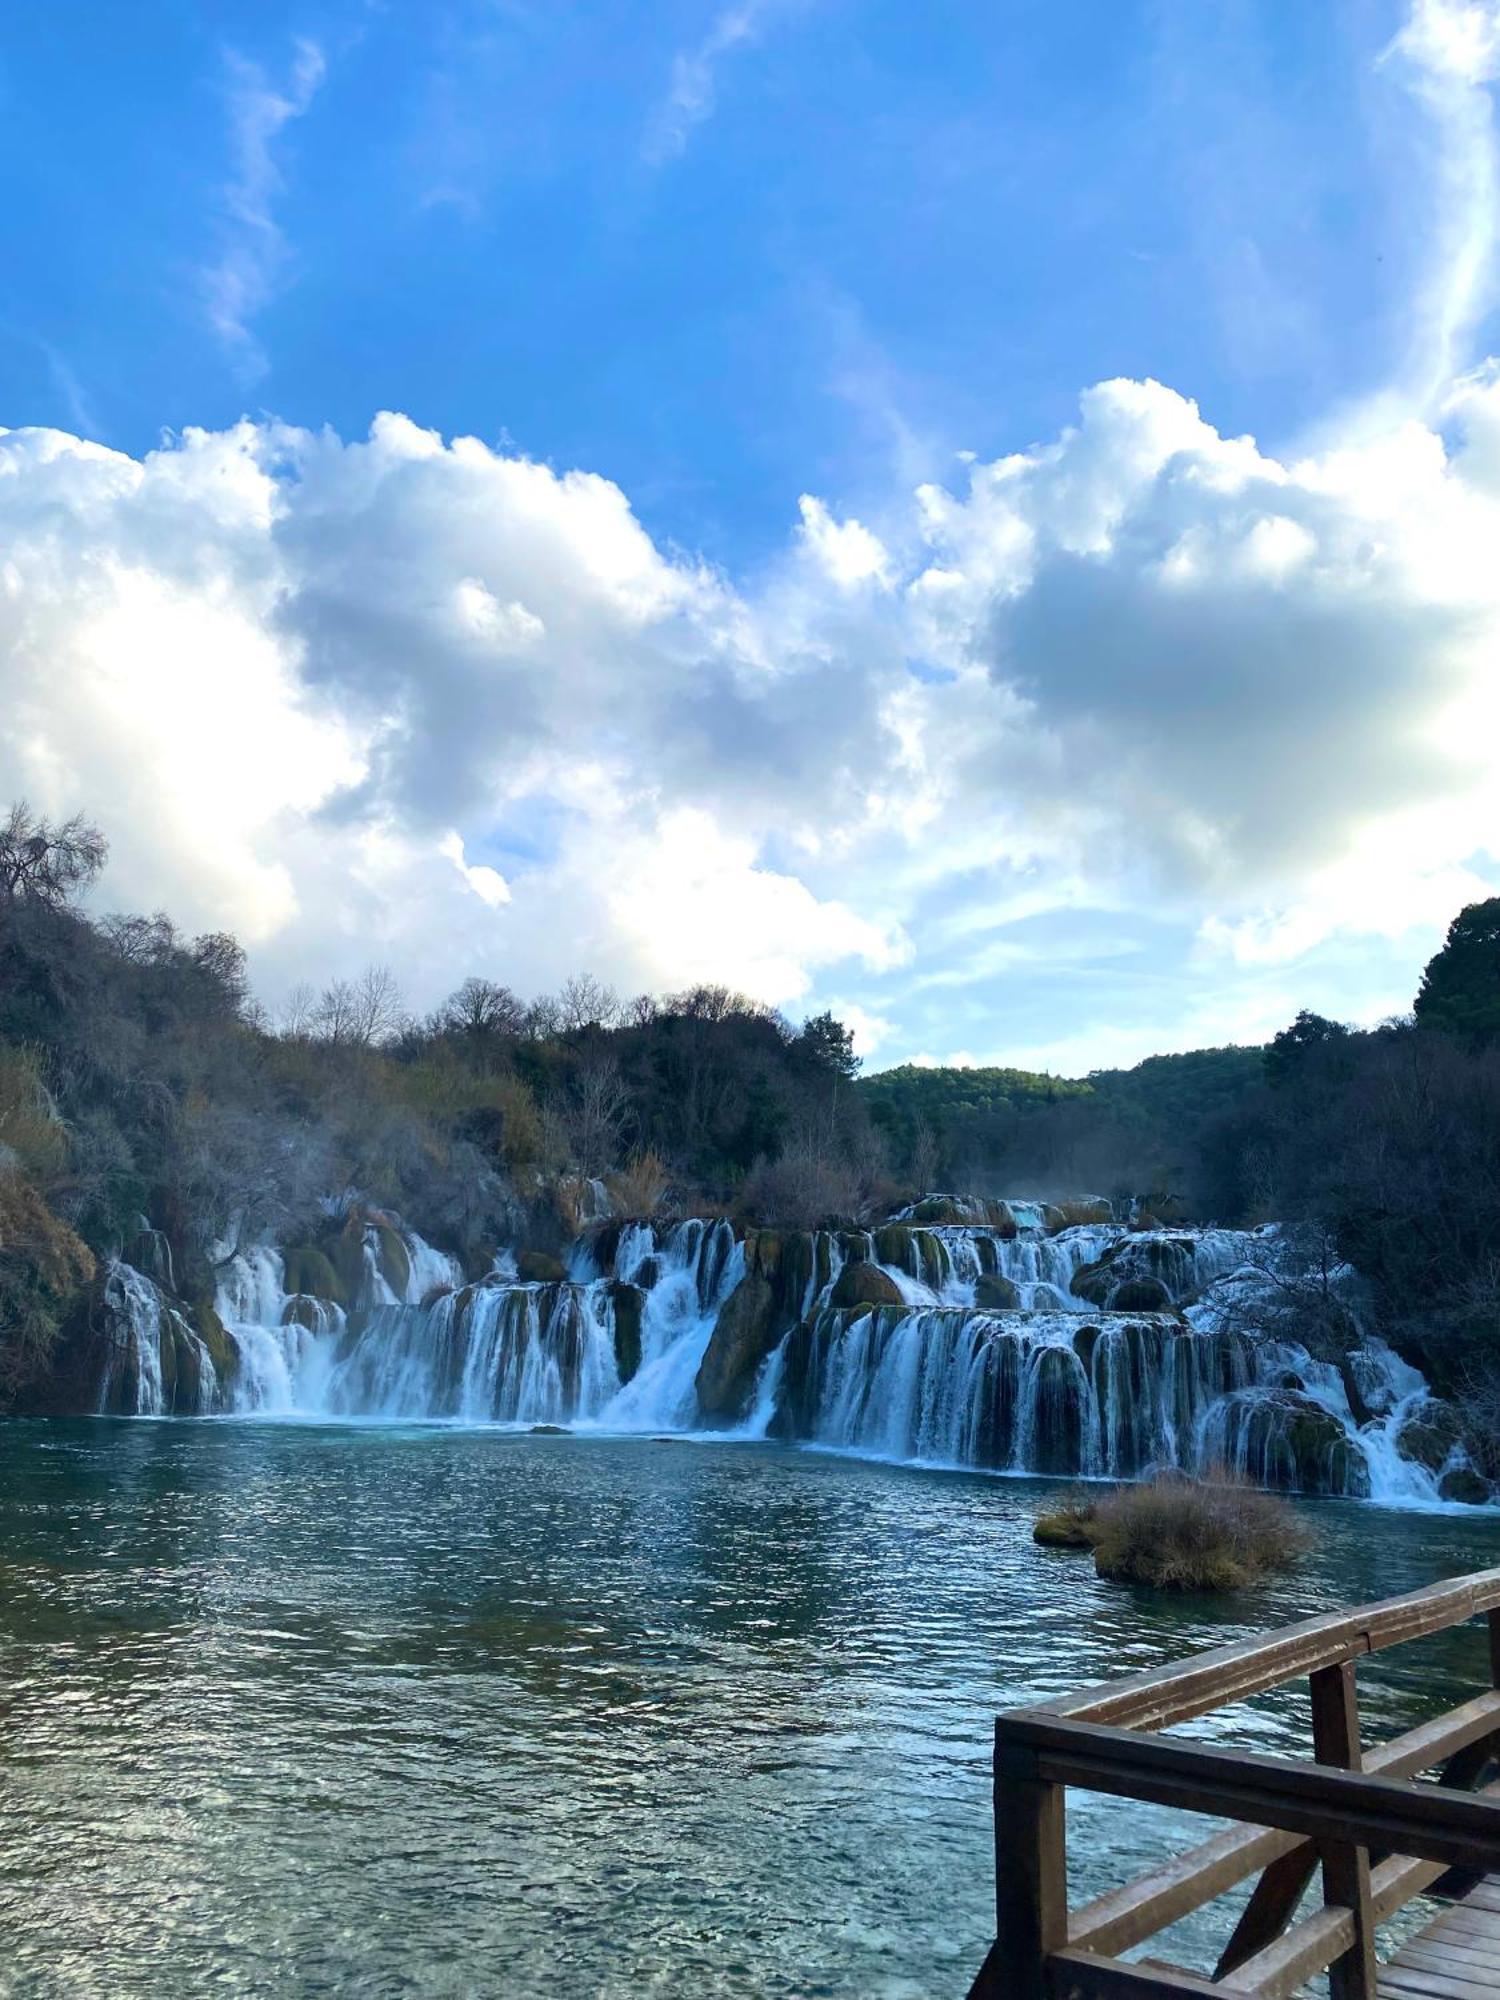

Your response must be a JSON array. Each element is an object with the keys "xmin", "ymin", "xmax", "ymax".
[{"xmin": 90, "ymin": 1203, "xmax": 1483, "ymax": 1506}]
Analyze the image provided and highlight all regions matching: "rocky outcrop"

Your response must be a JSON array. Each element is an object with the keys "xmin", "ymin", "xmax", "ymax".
[
  {"xmin": 828, "ymin": 1262, "xmax": 905, "ymax": 1310},
  {"xmin": 974, "ymin": 1272, "xmax": 1022, "ymax": 1311},
  {"xmin": 608, "ymin": 1280, "xmax": 644, "ymax": 1384},
  {"xmin": 516, "ymin": 1249, "xmax": 568, "ymax": 1284},
  {"xmin": 695, "ymin": 1269, "xmax": 778, "ymax": 1424}
]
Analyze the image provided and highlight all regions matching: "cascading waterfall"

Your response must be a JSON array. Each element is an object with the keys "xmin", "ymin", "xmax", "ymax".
[{"xmin": 88, "ymin": 1198, "xmax": 1486, "ymax": 1508}]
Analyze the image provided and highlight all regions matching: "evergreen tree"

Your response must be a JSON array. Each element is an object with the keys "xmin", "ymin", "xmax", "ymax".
[{"xmin": 1414, "ymin": 897, "xmax": 1500, "ymax": 1046}]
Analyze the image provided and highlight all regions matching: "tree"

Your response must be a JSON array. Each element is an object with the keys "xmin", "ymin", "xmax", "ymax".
[
  {"xmin": 436, "ymin": 977, "xmax": 526, "ymax": 1040},
  {"xmin": 795, "ymin": 1011, "xmax": 860, "ymax": 1079},
  {"xmin": 1414, "ymin": 897, "xmax": 1500, "ymax": 1046},
  {"xmin": 1264, "ymin": 1010, "xmax": 1349, "ymax": 1089},
  {"xmin": 557, "ymin": 972, "xmax": 621, "ymax": 1033},
  {"xmin": 0, "ymin": 803, "xmax": 107, "ymax": 906}
]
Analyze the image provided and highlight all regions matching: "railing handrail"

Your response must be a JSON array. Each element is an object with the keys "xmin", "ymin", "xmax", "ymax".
[
  {"xmin": 973, "ymin": 1566, "xmax": 1500, "ymax": 2000},
  {"xmin": 1027, "ymin": 1563, "xmax": 1500, "ymax": 1730},
  {"xmin": 1002, "ymin": 1711, "xmax": 1500, "ymax": 1872}
]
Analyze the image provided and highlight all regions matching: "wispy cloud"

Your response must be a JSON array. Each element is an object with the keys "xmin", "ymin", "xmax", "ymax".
[
  {"xmin": 643, "ymin": 1, "xmax": 783, "ymax": 165},
  {"xmin": 1386, "ymin": 0, "xmax": 1500, "ymax": 407},
  {"xmin": 202, "ymin": 38, "xmax": 326, "ymax": 380}
]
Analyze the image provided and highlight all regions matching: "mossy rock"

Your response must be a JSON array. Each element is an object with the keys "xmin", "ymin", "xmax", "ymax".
[
  {"xmin": 190, "ymin": 1299, "xmax": 237, "ymax": 1382},
  {"xmin": 1109, "ymin": 1277, "xmax": 1171, "ymax": 1313},
  {"xmin": 873, "ymin": 1224, "xmax": 913, "ymax": 1267},
  {"xmin": 1034, "ymin": 1514, "xmax": 1096, "ymax": 1549},
  {"xmin": 1070, "ymin": 1260, "xmax": 1114, "ymax": 1308},
  {"xmin": 608, "ymin": 1280, "xmax": 645, "ymax": 1384},
  {"xmin": 373, "ymin": 1223, "xmax": 411, "ymax": 1299},
  {"xmin": 282, "ymin": 1296, "xmax": 323, "ymax": 1332},
  {"xmin": 1050, "ymin": 1199, "xmax": 1114, "ymax": 1229},
  {"xmin": 1440, "ymin": 1465, "xmax": 1492, "ymax": 1507},
  {"xmin": 695, "ymin": 1271, "xmax": 779, "ymax": 1424},
  {"xmin": 1396, "ymin": 1404, "xmax": 1459, "ymax": 1473},
  {"xmin": 517, "ymin": 1249, "xmax": 567, "ymax": 1284},
  {"xmin": 974, "ymin": 1272, "xmax": 1022, "ymax": 1311},
  {"xmin": 829, "ymin": 1262, "xmax": 905, "ymax": 1310},
  {"xmin": 420, "ymin": 1283, "xmax": 454, "ymax": 1309},
  {"xmin": 745, "ymin": 1230, "xmax": 783, "ymax": 1280},
  {"xmin": 281, "ymin": 1244, "xmax": 344, "ymax": 1306}
]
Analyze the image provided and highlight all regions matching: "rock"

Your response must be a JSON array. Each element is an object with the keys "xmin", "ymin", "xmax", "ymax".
[
  {"xmin": 1440, "ymin": 1465, "xmax": 1492, "ymax": 1507},
  {"xmin": 281, "ymin": 1244, "xmax": 345, "ymax": 1306},
  {"xmin": 1109, "ymin": 1277, "xmax": 1172, "ymax": 1313},
  {"xmin": 828, "ymin": 1262, "xmax": 906, "ymax": 1310},
  {"xmin": 529, "ymin": 1423, "xmax": 570, "ymax": 1435},
  {"xmin": 1070, "ymin": 1260, "xmax": 1114, "ymax": 1308},
  {"xmin": 1396, "ymin": 1404, "xmax": 1460, "ymax": 1473},
  {"xmin": 516, "ymin": 1249, "xmax": 568, "ymax": 1284},
  {"xmin": 695, "ymin": 1271, "xmax": 779, "ymax": 1424},
  {"xmin": 1033, "ymin": 1515, "xmax": 1095, "ymax": 1549},
  {"xmin": 1050, "ymin": 1198, "xmax": 1114, "ymax": 1230},
  {"xmin": 974, "ymin": 1272, "xmax": 1022, "ymax": 1311},
  {"xmin": 607, "ymin": 1280, "xmax": 645, "ymax": 1384},
  {"xmin": 282, "ymin": 1295, "xmax": 322, "ymax": 1331}
]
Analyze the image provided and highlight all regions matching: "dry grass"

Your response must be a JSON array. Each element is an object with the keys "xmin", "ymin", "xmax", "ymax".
[
  {"xmin": 607, "ymin": 1149, "xmax": 672, "ymax": 1217},
  {"xmin": 1034, "ymin": 1472, "xmax": 1313, "ymax": 1591}
]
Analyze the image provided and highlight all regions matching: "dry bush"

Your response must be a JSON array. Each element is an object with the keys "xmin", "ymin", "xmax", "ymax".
[
  {"xmin": 608, "ymin": 1149, "xmax": 671, "ymax": 1217},
  {"xmin": 1088, "ymin": 1472, "xmax": 1313, "ymax": 1591}
]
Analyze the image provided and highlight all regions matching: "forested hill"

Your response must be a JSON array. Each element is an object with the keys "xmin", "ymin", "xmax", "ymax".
[
  {"xmin": 860, "ymin": 1047, "xmax": 1267, "ymax": 1210},
  {"xmin": 0, "ymin": 800, "xmax": 1497, "ymax": 1441}
]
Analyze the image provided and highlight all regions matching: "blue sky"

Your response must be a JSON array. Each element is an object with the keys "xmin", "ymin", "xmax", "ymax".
[{"xmin": 2, "ymin": 0, "xmax": 1499, "ymax": 1071}]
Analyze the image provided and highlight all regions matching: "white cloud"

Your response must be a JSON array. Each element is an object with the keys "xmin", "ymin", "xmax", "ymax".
[
  {"xmin": 1384, "ymin": 0, "xmax": 1500, "ymax": 405},
  {"xmin": 644, "ymin": 2, "xmax": 787, "ymax": 164},
  {"xmin": 203, "ymin": 39, "xmax": 326, "ymax": 378},
  {"xmin": 2, "ymin": 340, "xmax": 1500, "ymax": 1056}
]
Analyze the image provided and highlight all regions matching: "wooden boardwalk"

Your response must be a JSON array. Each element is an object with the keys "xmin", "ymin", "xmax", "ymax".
[
  {"xmin": 1380, "ymin": 1875, "xmax": 1500, "ymax": 2000},
  {"xmin": 965, "ymin": 1566, "xmax": 1500, "ymax": 1999}
]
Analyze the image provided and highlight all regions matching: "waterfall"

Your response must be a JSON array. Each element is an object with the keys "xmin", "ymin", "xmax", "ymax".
[
  {"xmin": 88, "ymin": 1198, "xmax": 1487, "ymax": 1508},
  {"xmin": 97, "ymin": 1261, "xmax": 221, "ymax": 1416},
  {"xmin": 197, "ymin": 1216, "xmax": 742, "ymax": 1432}
]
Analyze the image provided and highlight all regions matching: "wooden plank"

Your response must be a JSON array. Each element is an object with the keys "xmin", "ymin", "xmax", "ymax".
[
  {"xmin": 1004, "ymin": 1714, "xmax": 1500, "ymax": 1873},
  {"xmin": 1042, "ymin": 1948, "xmax": 1223, "ymax": 1998},
  {"xmin": 1216, "ymin": 1904, "xmax": 1353, "ymax": 1999},
  {"xmin": 1379, "ymin": 1969, "xmax": 1498, "ymax": 2000},
  {"xmin": 994, "ymin": 1739, "xmax": 1067, "ymax": 2000},
  {"xmin": 1036, "ymin": 1568, "xmax": 1500, "ymax": 1731},
  {"xmin": 1312, "ymin": 1660, "xmax": 1378, "ymax": 2000},
  {"xmin": 1070, "ymin": 1695, "xmax": 1500, "ymax": 1957},
  {"xmin": 1213, "ymin": 1843, "xmax": 1318, "ymax": 1978}
]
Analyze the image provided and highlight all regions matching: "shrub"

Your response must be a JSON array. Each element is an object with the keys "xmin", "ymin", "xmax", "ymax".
[{"xmin": 1088, "ymin": 1472, "xmax": 1313, "ymax": 1591}]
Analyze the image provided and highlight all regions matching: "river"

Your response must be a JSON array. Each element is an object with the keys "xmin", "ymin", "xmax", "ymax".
[{"xmin": 1, "ymin": 1420, "xmax": 1497, "ymax": 1996}]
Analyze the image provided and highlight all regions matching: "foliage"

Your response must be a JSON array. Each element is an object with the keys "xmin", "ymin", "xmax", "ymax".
[
  {"xmin": 1264, "ymin": 1010, "xmax": 1350, "ymax": 1090},
  {"xmin": 1414, "ymin": 896, "xmax": 1500, "ymax": 1047},
  {"xmin": 1084, "ymin": 1474, "xmax": 1313, "ymax": 1591}
]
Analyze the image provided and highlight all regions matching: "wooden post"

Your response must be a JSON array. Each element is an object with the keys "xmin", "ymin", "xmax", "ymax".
[
  {"xmin": 1310, "ymin": 1660, "xmax": 1378, "ymax": 2000},
  {"xmin": 1488, "ymin": 1606, "xmax": 1500, "ymax": 1689},
  {"xmin": 994, "ymin": 1722, "xmax": 1067, "ymax": 2000}
]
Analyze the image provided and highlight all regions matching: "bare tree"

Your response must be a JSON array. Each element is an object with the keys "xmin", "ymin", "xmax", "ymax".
[
  {"xmin": 278, "ymin": 982, "xmax": 318, "ymax": 1038},
  {"xmin": 349, "ymin": 965, "xmax": 407, "ymax": 1046},
  {"xmin": 558, "ymin": 972, "xmax": 621, "ymax": 1033},
  {"xmin": 436, "ymin": 976, "xmax": 526, "ymax": 1039},
  {"xmin": 0, "ymin": 803, "xmax": 108, "ymax": 906},
  {"xmin": 564, "ymin": 1053, "xmax": 631, "ymax": 1176}
]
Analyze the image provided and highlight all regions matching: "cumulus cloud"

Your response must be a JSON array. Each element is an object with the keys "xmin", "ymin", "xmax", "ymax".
[{"xmin": 2, "ymin": 353, "xmax": 1499, "ymax": 1052}]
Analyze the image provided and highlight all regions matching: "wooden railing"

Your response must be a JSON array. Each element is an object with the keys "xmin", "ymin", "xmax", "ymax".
[{"xmin": 966, "ymin": 1565, "xmax": 1500, "ymax": 1999}]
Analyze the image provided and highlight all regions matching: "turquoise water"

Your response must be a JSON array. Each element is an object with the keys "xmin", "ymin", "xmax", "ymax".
[{"xmin": 0, "ymin": 1421, "xmax": 1497, "ymax": 1997}]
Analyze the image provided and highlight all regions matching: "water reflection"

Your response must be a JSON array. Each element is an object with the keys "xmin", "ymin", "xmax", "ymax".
[{"xmin": 0, "ymin": 1420, "xmax": 1497, "ymax": 1997}]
